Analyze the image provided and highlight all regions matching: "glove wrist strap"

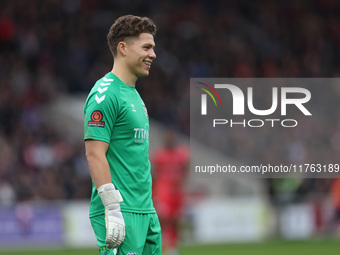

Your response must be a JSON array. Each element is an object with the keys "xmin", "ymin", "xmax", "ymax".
[{"xmin": 98, "ymin": 183, "xmax": 123, "ymax": 206}]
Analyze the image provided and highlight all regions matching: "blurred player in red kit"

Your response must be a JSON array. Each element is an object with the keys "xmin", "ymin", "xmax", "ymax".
[
  {"xmin": 152, "ymin": 130, "xmax": 190, "ymax": 254},
  {"xmin": 330, "ymin": 178, "xmax": 340, "ymax": 234}
]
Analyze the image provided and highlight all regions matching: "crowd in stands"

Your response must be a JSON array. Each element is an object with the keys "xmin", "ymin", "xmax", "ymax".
[{"xmin": 0, "ymin": 0, "xmax": 339, "ymax": 205}]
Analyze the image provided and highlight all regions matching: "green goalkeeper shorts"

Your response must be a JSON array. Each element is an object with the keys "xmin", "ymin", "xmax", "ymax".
[{"xmin": 90, "ymin": 212, "xmax": 162, "ymax": 255}]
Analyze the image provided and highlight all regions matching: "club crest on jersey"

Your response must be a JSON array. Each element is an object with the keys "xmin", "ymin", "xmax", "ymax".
[
  {"xmin": 142, "ymin": 103, "xmax": 149, "ymax": 119},
  {"xmin": 88, "ymin": 110, "xmax": 105, "ymax": 127}
]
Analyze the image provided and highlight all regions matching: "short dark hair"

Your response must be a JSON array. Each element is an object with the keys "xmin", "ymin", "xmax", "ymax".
[{"xmin": 107, "ymin": 15, "xmax": 157, "ymax": 57}]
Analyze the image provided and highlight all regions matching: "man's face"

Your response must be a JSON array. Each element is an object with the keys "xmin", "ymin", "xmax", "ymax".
[{"xmin": 124, "ymin": 33, "xmax": 156, "ymax": 77}]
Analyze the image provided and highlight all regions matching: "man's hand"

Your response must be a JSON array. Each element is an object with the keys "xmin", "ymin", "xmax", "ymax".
[{"xmin": 98, "ymin": 183, "xmax": 125, "ymax": 249}]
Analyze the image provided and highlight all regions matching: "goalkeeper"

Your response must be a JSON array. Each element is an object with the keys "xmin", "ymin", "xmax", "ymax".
[{"xmin": 84, "ymin": 15, "xmax": 161, "ymax": 255}]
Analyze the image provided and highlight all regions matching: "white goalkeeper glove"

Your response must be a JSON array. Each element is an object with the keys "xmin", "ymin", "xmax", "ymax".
[{"xmin": 98, "ymin": 183, "xmax": 125, "ymax": 249}]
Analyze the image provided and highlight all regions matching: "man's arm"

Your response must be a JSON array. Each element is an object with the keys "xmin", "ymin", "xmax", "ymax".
[
  {"xmin": 85, "ymin": 139, "xmax": 111, "ymax": 188},
  {"xmin": 85, "ymin": 139, "xmax": 125, "ymax": 249}
]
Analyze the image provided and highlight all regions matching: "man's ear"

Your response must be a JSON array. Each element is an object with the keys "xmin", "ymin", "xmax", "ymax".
[{"xmin": 117, "ymin": 41, "xmax": 127, "ymax": 56}]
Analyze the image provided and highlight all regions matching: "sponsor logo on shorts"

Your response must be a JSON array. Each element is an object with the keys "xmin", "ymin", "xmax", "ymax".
[
  {"xmin": 99, "ymin": 247, "xmax": 110, "ymax": 255},
  {"xmin": 88, "ymin": 110, "xmax": 105, "ymax": 127}
]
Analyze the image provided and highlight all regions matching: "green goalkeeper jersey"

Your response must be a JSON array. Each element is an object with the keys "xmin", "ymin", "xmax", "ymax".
[{"xmin": 84, "ymin": 72, "xmax": 155, "ymax": 216}]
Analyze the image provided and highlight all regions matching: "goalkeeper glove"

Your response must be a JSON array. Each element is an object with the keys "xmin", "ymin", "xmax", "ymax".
[{"xmin": 98, "ymin": 183, "xmax": 125, "ymax": 249}]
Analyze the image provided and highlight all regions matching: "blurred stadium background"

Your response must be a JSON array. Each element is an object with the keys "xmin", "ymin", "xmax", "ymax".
[{"xmin": 0, "ymin": 0, "xmax": 340, "ymax": 254}]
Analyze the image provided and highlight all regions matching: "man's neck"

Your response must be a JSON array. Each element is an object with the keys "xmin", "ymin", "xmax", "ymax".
[{"xmin": 111, "ymin": 64, "xmax": 137, "ymax": 87}]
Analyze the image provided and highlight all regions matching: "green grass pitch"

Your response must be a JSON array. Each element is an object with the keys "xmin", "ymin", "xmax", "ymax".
[
  {"xmin": 1, "ymin": 239, "xmax": 340, "ymax": 255},
  {"xmin": 180, "ymin": 239, "xmax": 340, "ymax": 255}
]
